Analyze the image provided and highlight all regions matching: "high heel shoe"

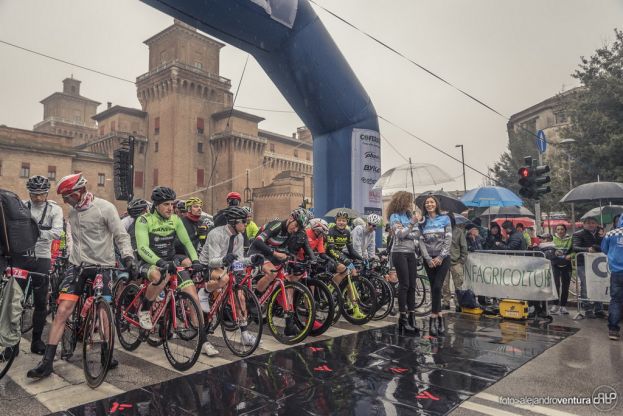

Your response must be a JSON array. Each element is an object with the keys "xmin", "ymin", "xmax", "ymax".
[
  {"xmin": 437, "ymin": 315, "xmax": 446, "ymax": 335},
  {"xmin": 408, "ymin": 311, "xmax": 419, "ymax": 334},
  {"xmin": 398, "ymin": 313, "xmax": 417, "ymax": 334},
  {"xmin": 429, "ymin": 316, "xmax": 438, "ymax": 337}
]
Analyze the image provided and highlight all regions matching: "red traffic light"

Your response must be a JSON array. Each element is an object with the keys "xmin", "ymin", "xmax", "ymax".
[{"xmin": 519, "ymin": 167, "xmax": 530, "ymax": 177}]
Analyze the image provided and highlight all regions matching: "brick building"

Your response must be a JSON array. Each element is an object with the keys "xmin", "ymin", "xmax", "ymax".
[{"xmin": 0, "ymin": 20, "xmax": 312, "ymax": 223}]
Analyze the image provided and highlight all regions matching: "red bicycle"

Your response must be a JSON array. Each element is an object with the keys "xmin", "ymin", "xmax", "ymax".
[
  {"xmin": 115, "ymin": 266, "xmax": 205, "ymax": 371},
  {"xmin": 239, "ymin": 258, "xmax": 315, "ymax": 345},
  {"xmin": 195, "ymin": 261, "xmax": 263, "ymax": 357}
]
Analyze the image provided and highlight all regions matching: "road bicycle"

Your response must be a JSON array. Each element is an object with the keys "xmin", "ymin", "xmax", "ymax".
[
  {"xmin": 59, "ymin": 264, "xmax": 117, "ymax": 388},
  {"xmin": 115, "ymin": 266, "xmax": 205, "ymax": 371}
]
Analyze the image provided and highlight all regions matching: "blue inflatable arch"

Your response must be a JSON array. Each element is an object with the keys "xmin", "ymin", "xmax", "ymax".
[{"xmin": 141, "ymin": 0, "xmax": 381, "ymax": 218}]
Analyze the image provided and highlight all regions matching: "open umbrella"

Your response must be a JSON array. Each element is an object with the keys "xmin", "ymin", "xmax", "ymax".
[
  {"xmin": 460, "ymin": 186, "xmax": 523, "ymax": 207},
  {"xmin": 415, "ymin": 190, "xmax": 467, "ymax": 213},
  {"xmin": 453, "ymin": 213, "xmax": 469, "ymax": 225},
  {"xmin": 581, "ymin": 205, "xmax": 623, "ymax": 225},
  {"xmin": 480, "ymin": 206, "xmax": 534, "ymax": 218},
  {"xmin": 324, "ymin": 207, "xmax": 360, "ymax": 219},
  {"xmin": 559, "ymin": 182, "xmax": 623, "ymax": 203},
  {"xmin": 373, "ymin": 161, "xmax": 454, "ymax": 195}
]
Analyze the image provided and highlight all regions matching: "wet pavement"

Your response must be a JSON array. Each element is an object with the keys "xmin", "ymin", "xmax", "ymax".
[{"xmin": 54, "ymin": 314, "xmax": 577, "ymax": 415}]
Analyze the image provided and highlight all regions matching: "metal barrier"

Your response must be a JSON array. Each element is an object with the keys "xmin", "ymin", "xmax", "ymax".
[{"xmin": 572, "ymin": 252, "xmax": 611, "ymax": 320}]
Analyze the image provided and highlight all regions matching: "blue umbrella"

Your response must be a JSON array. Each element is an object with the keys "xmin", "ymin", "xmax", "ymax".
[{"xmin": 460, "ymin": 186, "xmax": 523, "ymax": 207}]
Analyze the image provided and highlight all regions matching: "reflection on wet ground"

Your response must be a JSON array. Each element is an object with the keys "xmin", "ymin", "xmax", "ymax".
[{"xmin": 58, "ymin": 314, "xmax": 578, "ymax": 415}]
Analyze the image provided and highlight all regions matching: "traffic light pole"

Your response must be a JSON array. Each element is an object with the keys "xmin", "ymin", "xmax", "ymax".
[
  {"xmin": 128, "ymin": 135, "xmax": 135, "ymax": 202},
  {"xmin": 534, "ymin": 153, "xmax": 543, "ymax": 235}
]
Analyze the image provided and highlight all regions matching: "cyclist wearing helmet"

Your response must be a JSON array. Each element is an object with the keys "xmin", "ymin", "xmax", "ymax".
[
  {"xmin": 27, "ymin": 173, "xmax": 134, "ymax": 379},
  {"xmin": 174, "ymin": 199, "xmax": 187, "ymax": 216},
  {"xmin": 326, "ymin": 210, "xmax": 366, "ymax": 319},
  {"xmin": 122, "ymin": 198, "xmax": 149, "ymax": 249},
  {"xmin": 198, "ymin": 206, "xmax": 264, "ymax": 354},
  {"xmin": 133, "ymin": 187, "xmax": 204, "ymax": 330},
  {"xmin": 212, "ymin": 191, "xmax": 242, "ymax": 228},
  {"xmin": 174, "ymin": 197, "xmax": 210, "ymax": 255},
  {"xmin": 248, "ymin": 208, "xmax": 315, "ymax": 294},
  {"xmin": 351, "ymin": 213, "xmax": 382, "ymax": 260},
  {"xmin": 243, "ymin": 206, "xmax": 259, "ymax": 240},
  {"xmin": 11, "ymin": 176, "xmax": 64, "ymax": 355}
]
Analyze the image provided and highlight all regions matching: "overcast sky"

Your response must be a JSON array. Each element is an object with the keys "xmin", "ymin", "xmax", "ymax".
[{"xmin": 1, "ymin": 0, "xmax": 621, "ymax": 192}]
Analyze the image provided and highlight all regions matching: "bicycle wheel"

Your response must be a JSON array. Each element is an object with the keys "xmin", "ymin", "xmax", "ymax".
[
  {"xmin": 115, "ymin": 283, "xmax": 143, "ymax": 351},
  {"xmin": 339, "ymin": 276, "xmax": 377, "ymax": 325},
  {"xmin": 412, "ymin": 275, "xmax": 432, "ymax": 317},
  {"xmin": 163, "ymin": 291, "xmax": 205, "ymax": 371},
  {"xmin": 266, "ymin": 281, "xmax": 315, "ymax": 345},
  {"xmin": 370, "ymin": 276, "xmax": 394, "ymax": 321},
  {"xmin": 21, "ymin": 286, "xmax": 34, "ymax": 334},
  {"xmin": 83, "ymin": 298, "xmax": 115, "ymax": 388},
  {"xmin": 48, "ymin": 270, "xmax": 62, "ymax": 318},
  {"xmin": 220, "ymin": 285, "xmax": 262, "ymax": 357},
  {"xmin": 0, "ymin": 344, "xmax": 18, "ymax": 380},
  {"xmin": 305, "ymin": 278, "xmax": 334, "ymax": 337},
  {"xmin": 315, "ymin": 272, "xmax": 342, "ymax": 325}
]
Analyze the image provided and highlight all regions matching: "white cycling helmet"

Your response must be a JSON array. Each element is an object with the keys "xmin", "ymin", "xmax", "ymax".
[
  {"xmin": 366, "ymin": 213, "xmax": 382, "ymax": 226},
  {"xmin": 309, "ymin": 218, "xmax": 329, "ymax": 235}
]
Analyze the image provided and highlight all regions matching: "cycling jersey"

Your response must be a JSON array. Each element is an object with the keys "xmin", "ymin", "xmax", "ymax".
[
  {"xmin": 250, "ymin": 220, "xmax": 315, "ymax": 261},
  {"xmin": 135, "ymin": 211, "xmax": 198, "ymax": 265},
  {"xmin": 306, "ymin": 228, "xmax": 325, "ymax": 254},
  {"xmin": 175, "ymin": 214, "xmax": 209, "ymax": 255},
  {"xmin": 199, "ymin": 224, "xmax": 252, "ymax": 269},
  {"xmin": 326, "ymin": 226, "xmax": 363, "ymax": 263}
]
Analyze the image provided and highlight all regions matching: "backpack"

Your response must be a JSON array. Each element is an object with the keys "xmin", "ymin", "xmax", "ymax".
[
  {"xmin": 0, "ymin": 189, "xmax": 40, "ymax": 256},
  {"xmin": 455, "ymin": 289, "xmax": 480, "ymax": 309}
]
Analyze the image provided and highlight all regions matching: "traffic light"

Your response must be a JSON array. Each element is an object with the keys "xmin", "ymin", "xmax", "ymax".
[
  {"xmin": 534, "ymin": 164, "xmax": 551, "ymax": 198},
  {"xmin": 113, "ymin": 148, "xmax": 133, "ymax": 201}
]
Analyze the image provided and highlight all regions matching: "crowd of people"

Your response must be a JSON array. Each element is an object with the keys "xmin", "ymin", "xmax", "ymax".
[{"xmin": 1, "ymin": 173, "xmax": 623, "ymax": 385}]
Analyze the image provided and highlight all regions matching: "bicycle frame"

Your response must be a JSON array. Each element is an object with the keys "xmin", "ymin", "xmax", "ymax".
[
  {"xmin": 240, "ymin": 263, "xmax": 292, "ymax": 312},
  {"xmin": 202, "ymin": 268, "xmax": 240, "ymax": 331}
]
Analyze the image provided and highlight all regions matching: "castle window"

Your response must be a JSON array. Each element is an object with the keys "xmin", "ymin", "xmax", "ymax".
[
  {"xmin": 270, "ymin": 143, "xmax": 275, "ymax": 152},
  {"xmin": 135, "ymin": 171, "xmax": 144, "ymax": 188},
  {"xmin": 48, "ymin": 166, "xmax": 56, "ymax": 180},
  {"xmin": 294, "ymin": 149, "xmax": 298, "ymax": 158},
  {"xmin": 153, "ymin": 169, "xmax": 159, "ymax": 186},
  {"xmin": 155, "ymin": 142, "xmax": 159, "ymax": 153},
  {"xmin": 138, "ymin": 142, "xmax": 145, "ymax": 154},
  {"xmin": 154, "ymin": 117, "xmax": 160, "ymax": 135},
  {"xmin": 198, "ymin": 142, "xmax": 204, "ymax": 153},
  {"xmin": 98, "ymin": 173, "xmax": 105, "ymax": 187},
  {"xmin": 196, "ymin": 117, "xmax": 205, "ymax": 135},
  {"xmin": 197, "ymin": 169, "xmax": 205, "ymax": 187},
  {"xmin": 20, "ymin": 163, "xmax": 30, "ymax": 178}
]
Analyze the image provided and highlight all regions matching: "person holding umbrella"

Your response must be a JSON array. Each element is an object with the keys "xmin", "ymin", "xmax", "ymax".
[
  {"xmin": 573, "ymin": 216, "xmax": 605, "ymax": 318},
  {"xmin": 387, "ymin": 191, "xmax": 425, "ymax": 334},
  {"xmin": 601, "ymin": 215, "xmax": 623, "ymax": 340},
  {"xmin": 420, "ymin": 195, "xmax": 452, "ymax": 336}
]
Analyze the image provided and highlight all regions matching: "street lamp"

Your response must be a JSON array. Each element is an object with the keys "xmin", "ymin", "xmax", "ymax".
[
  {"xmin": 455, "ymin": 144, "xmax": 466, "ymax": 193},
  {"xmin": 560, "ymin": 138, "xmax": 576, "ymax": 232}
]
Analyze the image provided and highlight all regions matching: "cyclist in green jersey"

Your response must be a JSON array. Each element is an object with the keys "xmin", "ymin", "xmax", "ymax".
[{"xmin": 135, "ymin": 187, "xmax": 204, "ymax": 330}]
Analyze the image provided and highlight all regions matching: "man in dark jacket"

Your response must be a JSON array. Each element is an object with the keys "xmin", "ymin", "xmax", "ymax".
[
  {"xmin": 573, "ymin": 217, "xmax": 605, "ymax": 318},
  {"xmin": 501, "ymin": 221, "xmax": 527, "ymax": 251}
]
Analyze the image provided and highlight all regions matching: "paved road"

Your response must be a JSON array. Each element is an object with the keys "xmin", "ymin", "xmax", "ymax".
[{"xmin": 0, "ymin": 315, "xmax": 394, "ymax": 415}]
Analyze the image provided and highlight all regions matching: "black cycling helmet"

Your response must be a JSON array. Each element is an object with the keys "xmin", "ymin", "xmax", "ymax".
[
  {"xmin": 127, "ymin": 198, "xmax": 149, "ymax": 218},
  {"xmin": 151, "ymin": 186, "xmax": 176, "ymax": 205},
  {"xmin": 26, "ymin": 175, "xmax": 50, "ymax": 194},
  {"xmin": 223, "ymin": 206, "xmax": 248, "ymax": 224},
  {"xmin": 290, "ymin": 207, "xmax": 311, "ymax": 228}
]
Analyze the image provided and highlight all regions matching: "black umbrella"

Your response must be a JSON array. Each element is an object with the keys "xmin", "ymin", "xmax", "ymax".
[
  {"xmin": 480, "ymin": 205, "xmax": 535, "ymax": 218},
  {"xmin": 416, "ymin": 190, "xmax": 467, "ymax": 213},
  {"xmin": 560, "ymin": 182, "xmax": 623, "ymax": 203}
]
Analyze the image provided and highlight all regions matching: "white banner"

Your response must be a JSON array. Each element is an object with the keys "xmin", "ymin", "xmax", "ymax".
[
  {"xmin": 464, "ymin": 253, "xmax": 558, "ymax": 301},
  {"xmin": 351, "ymin": 129, "xmax": 382, "ymax": 217},
  {"xmin": 583, "ymin": 253, "xmax": 611, "ymax": 303}
]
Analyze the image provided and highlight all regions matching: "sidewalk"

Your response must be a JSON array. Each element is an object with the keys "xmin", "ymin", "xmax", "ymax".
[{"xmin": 451, "ymin": 313, "xmax": 622, "ymax": 415}]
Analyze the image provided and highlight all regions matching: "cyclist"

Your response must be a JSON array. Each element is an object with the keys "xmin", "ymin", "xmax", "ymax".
[
  {"xmin": 198, "ymin": 206, "xmax": 264, "ymax": 353},
  {"xmin": 326, "ymin": 210, "xmax": 365, "ymax": 319},
  {"xmin": 304, "ymin": 218, "xmax": 333, "ymax": 263},
  {"xmin": 134, "ymin": 187, "xmax": 204, "ymax": 332},
  {"xmin": 351, "ymin": 214, "xmax": 382, "ymax": 261},
  {"xmin": 10, "ymin": 176, "xmax": 64, "ymax": 355},
  {"xmin": 244, "ymin": 206, "xmax": 259, "ymax": 240},
  {"xmin": 212, "ymin": 192, "xmax": 242, "ymax": 228},
  {"xmin": 174, "ymin": 200, "xmax": 186, "ymax": 216},
  {"xmin": 174, "ymin": 197, "xmax": 210, "ymax": 255},
  {"xmin": 27, "ymin": 173, "xmax": 135, "ymax": 379},
  {"xmin": 122, "ymin": 198, "xmax": 149, "ymax": 250}
]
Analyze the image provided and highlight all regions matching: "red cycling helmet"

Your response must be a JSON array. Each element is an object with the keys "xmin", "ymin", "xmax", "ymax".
[
  {"xmin": 226, "ymin": 192, "xmax": 242, "ymax": 201},
  {"xmin": 57, "ymin": 173, "xmax": 87, "ymax": 195}
]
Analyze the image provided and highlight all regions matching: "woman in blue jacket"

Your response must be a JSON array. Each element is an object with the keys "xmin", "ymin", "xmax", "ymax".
[{"xmin": 420, "ymin": 195, "xmax": 452, "ymax": 336}]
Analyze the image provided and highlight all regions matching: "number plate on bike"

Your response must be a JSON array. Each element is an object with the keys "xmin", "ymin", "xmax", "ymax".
[
  {"xmin": 232, "ymin": 261, "xmax": 245, "ymax": 272},
  {"xmin": 93, "ymin": 274, "xmax": 104, "ymax": 289},
  {"xmin": 5, "ymin": 267, "xmax": 28, "ymax": 279}
]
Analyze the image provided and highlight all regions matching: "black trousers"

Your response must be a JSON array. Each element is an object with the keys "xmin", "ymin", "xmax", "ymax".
[
  {"xmin": 12, "ymin": 256, "xmax": 51, "ymax": 342},
  {"xmin": 552, "ymin": 264, "xmax": 572, "ymax": 306},
  {"xmin": 392, "ymin": 252, "xmax": 418, "ymax": 313},
  {"xmin": 424, "ymin": 257, "xmax": 451, "ymax": 314}
]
